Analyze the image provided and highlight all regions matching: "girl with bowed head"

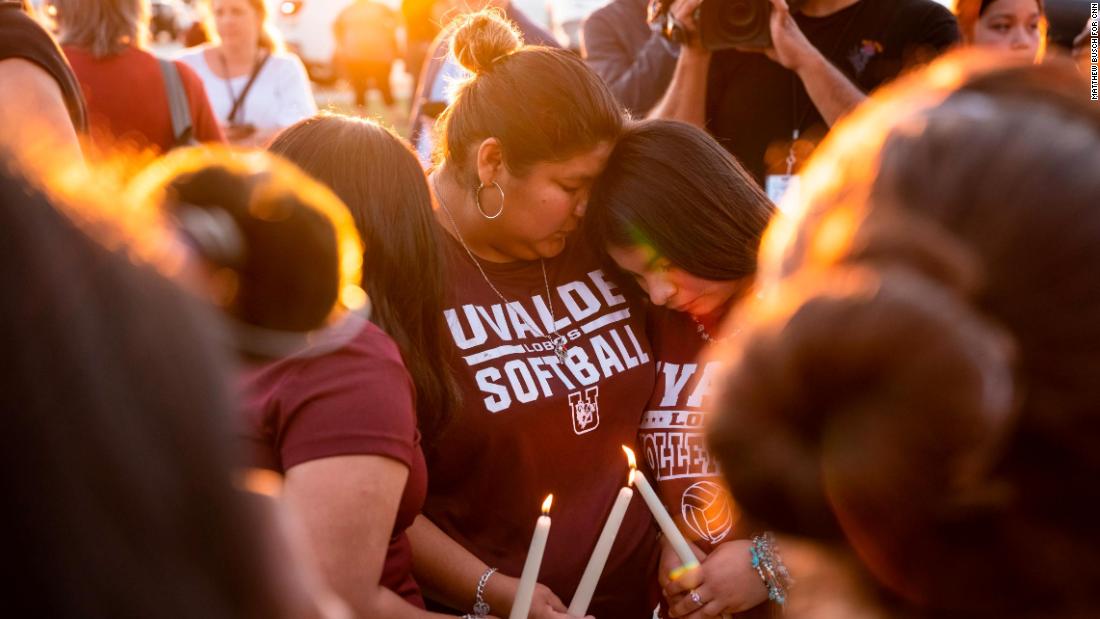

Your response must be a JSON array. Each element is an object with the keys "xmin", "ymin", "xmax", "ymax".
[
  {"xmin": 178, "ymin": 0, "xmax": 316, "ymax": 145},
  {"xmin": 708, "ymin": 51, "xmax": 1100, "ymax": 618},
  {"xmin": 415, "ymin": 9, "xmax": 658, "ymax": 619},
  {"xmin": 585, "ymin": 119, "xmax": 777, "ymax": 619}
]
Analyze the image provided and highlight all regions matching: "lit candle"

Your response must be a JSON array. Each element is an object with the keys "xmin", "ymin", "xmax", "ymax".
[
  {"xmin": 567, "ymin": 470, "xmax": 634, "ymax": 616},
  {"xmin": 622, "ymin": 446, "xmax": 699, "ymax": 577},
  {"xmin": 509, "ymin": 494, "xmax": 554, "ymax": 619}
]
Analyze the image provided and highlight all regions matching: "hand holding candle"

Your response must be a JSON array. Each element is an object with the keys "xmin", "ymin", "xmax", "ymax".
[
  {"xmin": 509, "ymin": 494, "xmax": 554, "ymax": 619},
  {"xmin": 622, "ymin": 446, "xmax": 700, "ymax": 578},
  {"xmin": 567, "ymin": 469, "xmax": 635, "ymax": 616}
]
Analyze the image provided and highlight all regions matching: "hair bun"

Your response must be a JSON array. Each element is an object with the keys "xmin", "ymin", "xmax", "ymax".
[{"xmin": 449, "ymin": 9, "xmax": 523, "ymax": 75}]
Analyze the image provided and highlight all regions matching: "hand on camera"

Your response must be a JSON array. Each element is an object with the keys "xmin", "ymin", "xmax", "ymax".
[
  {"xmin": 761, "ymin": 0, "xmax": 818, "ymax": 71},
  {"xmin": 668, "ymin": 0, "xmax": 709, "ymax": 54}
]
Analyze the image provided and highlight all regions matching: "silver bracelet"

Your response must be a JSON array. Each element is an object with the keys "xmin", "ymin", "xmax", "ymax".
[{"xmin": 470, "ymin": 567, "xmax": 497, "ymax": 617}]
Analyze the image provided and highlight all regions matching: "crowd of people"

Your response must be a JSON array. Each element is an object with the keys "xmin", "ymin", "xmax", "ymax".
[{"xmin": 2, "ymin": 0, "xmax": 1099, "ymax": 618}]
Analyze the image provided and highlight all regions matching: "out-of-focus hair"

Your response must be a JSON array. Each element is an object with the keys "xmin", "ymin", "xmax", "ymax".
[
  {"xmin": 54, "ymin": 0, "xmax": 149, "ymax": 57},
  {"xmin": 127, "ymin": 147, "xmax": 364, "ymax": 340},
  {"xmin": 269, "ymin": 114, "xmax": 461, "ymax": 446},
  {"xmin": 0, "ymin": 162, "xmax": 284, "ymax": 618},
  {"xmin": 708, "ymin": 50, "xmax": 1100, "ymax": 617}
]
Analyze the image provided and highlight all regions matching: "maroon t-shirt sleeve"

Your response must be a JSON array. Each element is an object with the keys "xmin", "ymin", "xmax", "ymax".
[
  {"xmin": 175, "ymin": 60, "xmax": 225, "ymax": 143},
  {"xmin": 274, "ymin": 350, "xmax": 418, "ymax": 471}
]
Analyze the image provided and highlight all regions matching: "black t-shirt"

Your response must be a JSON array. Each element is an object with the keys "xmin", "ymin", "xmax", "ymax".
[
  {"xmin": 705, "ymin": 0, "xmax": 958, "ymax": 183},
  {"xmin": 0, "ymin": 1, "xmax": 87, "ymax": 133}
]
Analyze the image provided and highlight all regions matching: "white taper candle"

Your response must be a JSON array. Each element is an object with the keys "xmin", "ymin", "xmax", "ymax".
[
  {"xmin": 622, "ymin": 446, "xmax": 699, "ymax": 572},
  {"xmin": 567, "ymin": 482, "xmax": 634, "ymax": 616},
  {"xmin": 509, "ymin": 494, "xmax": 554, "ymax": 619}
]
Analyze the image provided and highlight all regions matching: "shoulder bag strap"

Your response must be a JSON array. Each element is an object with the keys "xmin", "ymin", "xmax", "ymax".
[{"xmin": 227, "ymin": 51, "xmax": 271, "ymax": 125}]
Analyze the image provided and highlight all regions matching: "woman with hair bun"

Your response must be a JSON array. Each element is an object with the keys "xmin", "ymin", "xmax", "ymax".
[
  {"xmin": 586, "ymin": 119, "xmax": 777, "ymax": 619},
  {"xmin": 708, "ymin": 50, "xmax": 1100, "ymax": 618},
  {"xmin": 413, "ymin": 9, "xmax": 658, "ymax": 619}
]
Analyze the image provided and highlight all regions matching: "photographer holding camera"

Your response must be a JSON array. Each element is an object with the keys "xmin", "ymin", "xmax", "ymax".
[{"xmin": 651, "ymin": 0, "xmax": 959, "ymax": 201}]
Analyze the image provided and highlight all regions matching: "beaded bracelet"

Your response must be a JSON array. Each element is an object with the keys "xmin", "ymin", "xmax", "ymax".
[{"xmin": 749, "ymin": 532, "xmax": 794, "ymax": 606}]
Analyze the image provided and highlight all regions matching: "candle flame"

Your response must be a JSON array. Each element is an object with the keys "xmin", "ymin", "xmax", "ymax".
[
  {"xmin": 628, "ymin": 468, "xmax": 636, "ymax": 487},
  {"xmin": 542, "ymin": 494, "xmax": 554, "ymax": 514},
  {"xmin": 622, "ymin": 445, "xmax": 637, "ymax": 469}
]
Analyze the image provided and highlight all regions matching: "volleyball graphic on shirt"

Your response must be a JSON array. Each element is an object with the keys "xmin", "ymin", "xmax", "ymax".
[{"xmin": 681, "ymin": 481, "xmax": 735, "ymax": 545}]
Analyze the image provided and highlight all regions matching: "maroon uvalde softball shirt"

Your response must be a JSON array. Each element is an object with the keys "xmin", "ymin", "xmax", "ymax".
[{"xmin": 425, "ymin": 229, "xmax": 660, "ymax": 616}]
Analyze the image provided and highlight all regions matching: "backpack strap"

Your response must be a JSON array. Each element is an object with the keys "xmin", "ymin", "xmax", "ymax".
[{"xmin": 158, "ymin": 58, "xmax": 195, "ymax": 147}]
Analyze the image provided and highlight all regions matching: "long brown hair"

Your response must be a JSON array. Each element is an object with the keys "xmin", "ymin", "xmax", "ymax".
[
  {"xmin": 708, "ymin": 51, "xmax": 1100, "ymax": 617},
  {"xmin": 269, "ymin": 114, "xmax": 460, "ymax": 446}
]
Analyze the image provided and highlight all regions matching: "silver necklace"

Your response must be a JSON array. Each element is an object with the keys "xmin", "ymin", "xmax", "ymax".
[
  {"xmin": 690, "ymin": 314, "xmax": 740, "ymax": 344},
  {"xmin": 434, "ymin": 178, "xmax": 570, "ymax": 363}
]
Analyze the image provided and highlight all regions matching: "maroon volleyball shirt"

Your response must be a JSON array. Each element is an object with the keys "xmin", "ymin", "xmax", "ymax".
[
  {"xmin": 241, "ymin": 321, "xmax": 427, "ymax": 608},
  {"xmin": 638, "ymin": 307, "xmax": 739, "ymax": 557},
  {"xmin": 424, "ymin": 229, "xmax": 660, "ymax": 617}
]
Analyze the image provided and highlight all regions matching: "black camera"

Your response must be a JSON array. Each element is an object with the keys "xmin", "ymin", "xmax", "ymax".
[{"xmin": 648, "ymin": 0, "xmax": 807, "ymax": 51}]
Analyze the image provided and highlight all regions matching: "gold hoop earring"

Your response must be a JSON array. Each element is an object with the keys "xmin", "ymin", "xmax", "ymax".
[{"xmin": 475, "ymin": 182, "xmax": 505, "ymax": 220}]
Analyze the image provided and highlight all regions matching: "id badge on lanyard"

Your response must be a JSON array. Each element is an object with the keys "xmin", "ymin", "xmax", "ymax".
[{"xmin": 766, "ymin": 129, "xmax": 801, "ymax": 210}]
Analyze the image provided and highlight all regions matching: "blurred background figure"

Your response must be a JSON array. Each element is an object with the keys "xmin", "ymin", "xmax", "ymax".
[
  {"xmin": 955, "ymin": 0, "xmax": 1047, "ymax": 60},
  {"xmin": 333, "ymin": 0, "xmax": 399, "ymax": 111},
  {"xmin": 708, "ymin": 51, "xmax": 1100, "ymax": 618},
  {"xmin": 177, "ymin": 0, "xmax": 316, "ymax": 145},
  {"xmin": 0, "ymin": 0, "xmax": 85, "ymax": 164},
  {"xmin": 580, "ymin": 0, "xmax": 678, "ymax": 117},
  {"xmin": 401, "ymin": 0, "xmax": 441, "ymax": 102},
  {"xmin": 0, "ymin": 155, "xmax": 345, "ymax": 619},
  {"xmin": 55, "ymin": 0, "xmax": 224, "ymax": 154},
  {"xmin": 546, "ymin": 0, "xmax": 606, "ymax": 52}
]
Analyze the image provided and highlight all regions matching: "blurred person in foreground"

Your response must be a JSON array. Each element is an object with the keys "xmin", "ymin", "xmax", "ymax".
[
  {"xmin": 129, "ymin": 145, "xmax": 467, "ymax": 618},
  {"xmin": 0, "ymin": 153, "xmax": 344, "ymax": 619},
  {"xmin": 707, "ymin": 50, "xmax": 1100, "ymax": 619},
  {"xmin": 955, "ymin": 0, "xmax": 1047, "ymax": 61},
  {"xmin": 0, "ymin": 0, "xmax": 85, "ymax": 163},
  {"xmin": 177, "ymin": 0, "xmax": 315, "ymax": 145},
  {"xmin": 651, "ymin": 0, "xmax": 959, "ymax": 201},
  {"xmin": 56, "ymin": 0, "xmax": 224, "ymax": 154}
]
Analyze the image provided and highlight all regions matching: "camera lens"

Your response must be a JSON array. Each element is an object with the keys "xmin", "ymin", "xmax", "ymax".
[
  {"xmin": 717, "ymin": 0, "xmax": 764, "ymax": 34},
  {"xmin": 726, "ymin": 0, "xmax": 755, "ymax": 27}
]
